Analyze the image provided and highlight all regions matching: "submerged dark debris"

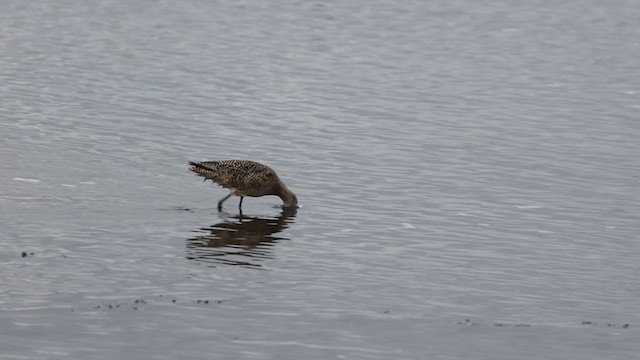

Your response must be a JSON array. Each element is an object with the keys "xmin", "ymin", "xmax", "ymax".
[
  {"xmin": 582, "ymin": 320, "xmax": 630, "ymax": 329},
  {"xmin": 74, "ymin": 295, "xmax": 231, "ymax": 312},
  {"xmin": 455, "ymin": 319, "xmax": 631, "ymax": 329},
  {"xmin": 456, "ymin": 319, "xmax": 531, "ymax": 328}
]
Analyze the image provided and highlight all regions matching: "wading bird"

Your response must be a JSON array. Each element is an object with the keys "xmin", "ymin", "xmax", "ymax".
[{"xmin": 189, "ymin": 160, "xmax": 298, "ymax": 211}]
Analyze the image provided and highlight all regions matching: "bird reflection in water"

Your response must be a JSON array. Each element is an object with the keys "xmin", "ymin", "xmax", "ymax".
[{"xmin": 186, "ymin": 208, "xmax": 297, "ymax": 268}]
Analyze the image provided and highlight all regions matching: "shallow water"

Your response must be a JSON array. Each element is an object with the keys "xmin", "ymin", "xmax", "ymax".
[{"xmin": 1, "ymin": 0, "xmax": 640, "ymax": 359}]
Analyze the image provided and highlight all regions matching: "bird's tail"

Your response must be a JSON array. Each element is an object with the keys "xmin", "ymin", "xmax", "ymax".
[{"xmin": 189, "ymin": 161, "xmax": 221, "ymax": 183}]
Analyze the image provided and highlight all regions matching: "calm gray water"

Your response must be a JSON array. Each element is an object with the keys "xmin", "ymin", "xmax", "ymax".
[{"xmin": 1, "ymin": 0, "xmax": 639, "ymax": 359}]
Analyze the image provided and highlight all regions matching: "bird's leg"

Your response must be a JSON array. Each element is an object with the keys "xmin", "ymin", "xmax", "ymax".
[
  {"xmin": 238, "ymin": 196, "xmax": 244, "ymax": 211},
  {"xmin": 217, "ymin": 193, "xmax": 232, "ymax": 211}
]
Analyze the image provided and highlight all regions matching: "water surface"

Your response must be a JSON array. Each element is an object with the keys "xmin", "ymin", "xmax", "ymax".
[{"xmin": 1, "ymin": 0, "xmax": 639, "ymax": 359}]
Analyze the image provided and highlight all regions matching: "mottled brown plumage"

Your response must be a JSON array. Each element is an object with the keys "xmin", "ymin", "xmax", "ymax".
[{"xmin": 189, "ymin": 160, "xmax": 297, "ymax": 211}]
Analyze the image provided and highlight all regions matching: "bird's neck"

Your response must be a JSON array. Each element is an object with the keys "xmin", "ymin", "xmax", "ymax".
[{"xmin": 277, "ymin": 184, "xmax": 297, "ymax": 207}]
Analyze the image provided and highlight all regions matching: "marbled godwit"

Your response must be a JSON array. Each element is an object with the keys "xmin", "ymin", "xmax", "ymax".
[{"xmin": 189, "ymin": 160, "xmax": 298, "ymax": 211}]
